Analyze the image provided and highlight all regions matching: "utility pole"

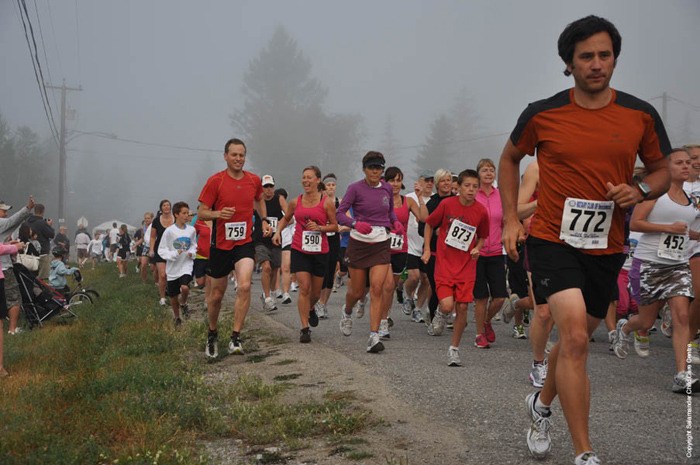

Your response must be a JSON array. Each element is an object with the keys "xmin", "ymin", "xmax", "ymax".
[{"xmin": 47, "ymin": 80, "xmax": 82, "ymax": 223}]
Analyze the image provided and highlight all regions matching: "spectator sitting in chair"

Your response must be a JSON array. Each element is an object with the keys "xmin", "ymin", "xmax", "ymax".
[{"xmin": 48, "ymin": 247, "xmax": 78, "ymax": 296}]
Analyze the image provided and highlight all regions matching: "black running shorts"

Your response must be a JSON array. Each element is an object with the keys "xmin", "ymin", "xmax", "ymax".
[
  {"xmin": 474, "ymin": 255, "xmax": 508, "ymax": 300},
  {"xmin": 207, "ymin": 242, "xmax": 256, "ymax": 279},
  {"xmin": 526, "ymin": 236, "xmax": 625, "ymax": 319},
  {"xmin": 167, "ymin": 274, "xmax": 192, "ymax": 297},
  {"xmin": 290, "ymin": 249, "xmax": 329, "ymax": 278}
]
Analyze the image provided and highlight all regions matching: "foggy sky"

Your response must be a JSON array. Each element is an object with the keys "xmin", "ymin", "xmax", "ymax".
[{"xmin": 1, "ymin": 0, "xmax": 699, "ymax": 227}]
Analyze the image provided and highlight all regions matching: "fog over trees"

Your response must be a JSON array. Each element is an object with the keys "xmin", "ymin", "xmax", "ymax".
[
  {"xmin": 1, "ymin": 1, "xmax": 698, "ymax": 232},
  {"xmin": 231, "ymin": 26, "xmax": 364, "ymax": 191}
]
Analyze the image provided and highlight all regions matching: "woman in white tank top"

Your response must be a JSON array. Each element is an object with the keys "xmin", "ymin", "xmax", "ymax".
[{"xmin": 612, "ymin": 148, "xmax": 700, "ymax": 393}]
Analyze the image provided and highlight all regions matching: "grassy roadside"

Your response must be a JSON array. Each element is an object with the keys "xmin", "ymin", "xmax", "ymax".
[{"xmin": 0, "ymin": 264, "xmax": 374, "ymax": 465}]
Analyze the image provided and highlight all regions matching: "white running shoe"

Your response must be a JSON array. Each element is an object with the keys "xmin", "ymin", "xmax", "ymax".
[
  {"xmin": 411, "ymin": 308, "xmax": 424, "ymax": 323},
  {"xmin": 689, "ymin": 342, "xmax": 700, "ymax": 365},
  {"xmin": 366, "ymin": 333, "xmax": 385, "ymax": 353},
  {"xmin": 633, "ymin": 331, "xmax": 650, "ymax": 358},
  {"xmin": 290, "ymin": 282, "xmax": 299, "ymax": 292},
  {"xmin": 501, "ymin": 293, "xmax": 519, "ymax": 324},
  {"xmin": 446, "ymin": 312, "xmax": 455, "ymax": 329},
  {"xmin": 339, "ymin": 307, "xmax": 352, "ymax": 336},
  {"xmin": 447, "ymin": 346, "xmax": 461, "ymax": 366},
  {"xmin": 159, "ymin": 297, "xmax": 167, "ymax": 306},
  {"xmin": 378, "ymin": 319, "xmax": 390, "ymax": 339},
  {"xmin": 228, "ymin": 337, "xmax": 244, "ymax": 355},
  {"xmin": 281, "ymin": 293, "xmax": 292, "ymax": 304},
  {"xmin": 332, "ymin": 274, "xmax": 343, "ymax": 292},
  {"xmin": 574, "ymin": 452, "xmax": 602, "ymax": 465},
  {"xmin": 526, "ymin": 392, "xmax": 552, "ymax": 459},
  {"xmin": 402, "ymin": 298, "xmax": 414, "ymax": 316},
  {"xmin": 315, "ymin": 302, "xmax": 328, "ymax": 319},
  {"xmin": 354, "ymin": 298, "xmax": 366, "ymax": 318},
  {"xmin": 673, "ymin": 370, "xmax": 700, "ymax": 393},
  {"xmin": 529, "ymin": 360, "xmax": 547, "ymax": 388},
  {"xmin": 263, "ymin": 296, "xmax": 277, "ymax": 312},
  {"xmin": 512, "ymin": 324, "xmax": 527, "ymax": 339},
  {"xmin": 612, "ymin": 318, "xmax": 630, "ymax": 359},
  {"xmin": 429, "ymin": 311, "xmax": 446, "ymax": 336}
]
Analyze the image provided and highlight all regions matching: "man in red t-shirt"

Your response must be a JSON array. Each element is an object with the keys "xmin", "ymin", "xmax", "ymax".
[
  {"xmin": 499, "ymin": 16, "xmax": 671, "ymax": 465},
  {"xmin": 422, "ymin": 169, "xmax": 489, "ymax": 367},
  {"xmin": 198, "ymin": 138, "xmax": 271, "ymax": 358}
]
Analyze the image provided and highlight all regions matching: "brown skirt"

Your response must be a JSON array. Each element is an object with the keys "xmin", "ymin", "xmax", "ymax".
[{"xmin": 346, "ymin": 237, "xmax": 391, "ymax": 269}]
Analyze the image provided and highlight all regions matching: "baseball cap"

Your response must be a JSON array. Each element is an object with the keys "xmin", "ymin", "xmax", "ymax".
[
  {"xmin": 419, "ymin": 171, "xmax": 434, "ymax": 180},
  {"xmin": 0, "ymin": 201, "xmax": 12, "ymax": 211},
  {"xmin": 261, "ymin": 175, "xmax": 275, "ymax": 186}
]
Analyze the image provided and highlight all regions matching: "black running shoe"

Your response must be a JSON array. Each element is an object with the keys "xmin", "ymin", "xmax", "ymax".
[
  {"xmin": 396, "ymin": 288, "xmax": 404, "ymax": 304},
  {"xmin": 309, "ymin": 309, "xmax": 319, "ymax": 327}
]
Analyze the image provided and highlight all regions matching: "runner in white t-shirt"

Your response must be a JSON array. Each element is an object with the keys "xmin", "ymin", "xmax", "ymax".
[{"xmin": 403, "ymin": 172, "xmax": 433, "ymax": 322}]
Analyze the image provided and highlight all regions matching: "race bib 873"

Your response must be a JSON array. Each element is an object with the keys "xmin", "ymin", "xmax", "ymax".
[{"xmin": 445, "ymin": 219, "xmax": 476, "ymax": 251}]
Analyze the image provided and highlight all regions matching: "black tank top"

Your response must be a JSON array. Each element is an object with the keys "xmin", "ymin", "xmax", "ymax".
[{"xmin": 253, "ymin": 194, "xmax": 284, "ymax": 246}]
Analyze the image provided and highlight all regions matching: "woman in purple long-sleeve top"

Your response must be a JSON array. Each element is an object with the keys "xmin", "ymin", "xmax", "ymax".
[{"xmin": 336, "ymin": 151, "xmax": 404, "ymax": 353}]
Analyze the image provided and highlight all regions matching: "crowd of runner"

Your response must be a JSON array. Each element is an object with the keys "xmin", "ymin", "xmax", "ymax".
[{"xmin": 1, "ymin": 14, "xmax": 697, "ymax": 465}]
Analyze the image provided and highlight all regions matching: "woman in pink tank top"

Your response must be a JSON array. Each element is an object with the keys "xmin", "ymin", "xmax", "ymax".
[{"xmin": 273, "ymin": 166, "xmax": 338, "ymax": 343}]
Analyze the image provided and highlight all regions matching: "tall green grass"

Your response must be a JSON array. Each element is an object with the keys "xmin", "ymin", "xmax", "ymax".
[{"xmin": 0, "ymin": 264, "xmax": 373, "ymax": 464}]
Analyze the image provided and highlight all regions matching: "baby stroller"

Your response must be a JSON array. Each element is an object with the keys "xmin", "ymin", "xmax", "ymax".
[{"xmin": 13, "ymin": 263, "xmax": 92, "ymax": 328}]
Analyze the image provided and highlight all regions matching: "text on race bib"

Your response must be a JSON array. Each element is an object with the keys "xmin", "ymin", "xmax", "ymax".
[
  {"xmin": 302, "ymin": 230, "xmax": 322, "ymax": 252},
  {"xmin": 225, "ymin": 222, "xmax": 247, "ymax": 241},
  {"xmin": 559, "ymin": 198, "xmax": 614, "ymax": 249},
  {"xmin": 266, "ymin": 217, "xmax": 278, "ymax": 233},
  {"xmin": 445, "ymin": 219, "xmax": 476, "ymax": 251},
  {"xmin": 389, "ymin": 233, "xmax": 404, "ymax": 251},
  {"xmin": 657, "ymin": 233, "xmax": 687, "ymax": 261}
]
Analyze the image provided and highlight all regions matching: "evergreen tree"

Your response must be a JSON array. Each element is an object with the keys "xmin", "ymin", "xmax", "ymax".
[
  {"xmin": 414, "ymin": 114, "xmax": 457, "ymax": 179},
  {"xmin": 450, "ymin": 88, "xmax": 485, "ymax": 170},
  {"xmin": 231, "ymin": 26, "xmax": 363, "ymax": 189},
  {"xmin": 380, "ymin": 114, "xmax": 400, "ymax": 161}
]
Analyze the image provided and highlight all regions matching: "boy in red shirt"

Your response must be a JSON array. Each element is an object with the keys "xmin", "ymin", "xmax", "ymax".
[{"xmin": 422, "ymin": 169, "xmax": 489, "ymax": 366}]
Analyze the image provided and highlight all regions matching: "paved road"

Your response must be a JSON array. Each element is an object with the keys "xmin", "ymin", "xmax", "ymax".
[{"xmin": 243, "ymin": 275, "xmax": 699, "ymax": 465}]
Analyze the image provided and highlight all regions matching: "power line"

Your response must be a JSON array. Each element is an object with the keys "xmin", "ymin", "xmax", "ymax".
[
  {"xmin": 16, "ymin": 0, "xmax": 59, "ymax": 144},
  {"xmin": 73, "ymin": 131, "xmax": 220, "ymax": 153},
  {"xmin": 44, "ymin": 0, "xmax": 64, "ymax": 77},
  {"xmin": 32, "ymin": 0, "xmax": 60, "ymax": 117},
  {"xmin": 669, "ymin": 96, "xmax": 700, "ymax": 112},
  {"xmin": 74, "ymin": 0, "xmax": 81, "ymax": 82},
  {"xmin": 68, "ymin": 147, "xmax": 217, "ymax": 161},
  {"xmin": 73, "ymin": 128, "xmax": 511, "ymax": 160},
  {"xmin": 20, "ymin": 0, "xmax": 58, "ymax": 138}
]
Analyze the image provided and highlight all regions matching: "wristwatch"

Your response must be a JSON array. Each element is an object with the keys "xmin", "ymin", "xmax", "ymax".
[{"xmin": 635, "ymin": 180, "xmax": 652, "ymax": 201}]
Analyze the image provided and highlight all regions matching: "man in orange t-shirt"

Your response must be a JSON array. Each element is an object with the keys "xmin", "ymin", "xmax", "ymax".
[
  {"xmin": 198, "ymin": 138, "xmax": 271, "ymax": 359},
  {"xmin": 498, "ymin": 15, "xmax": 671, "ymax": 465}
]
